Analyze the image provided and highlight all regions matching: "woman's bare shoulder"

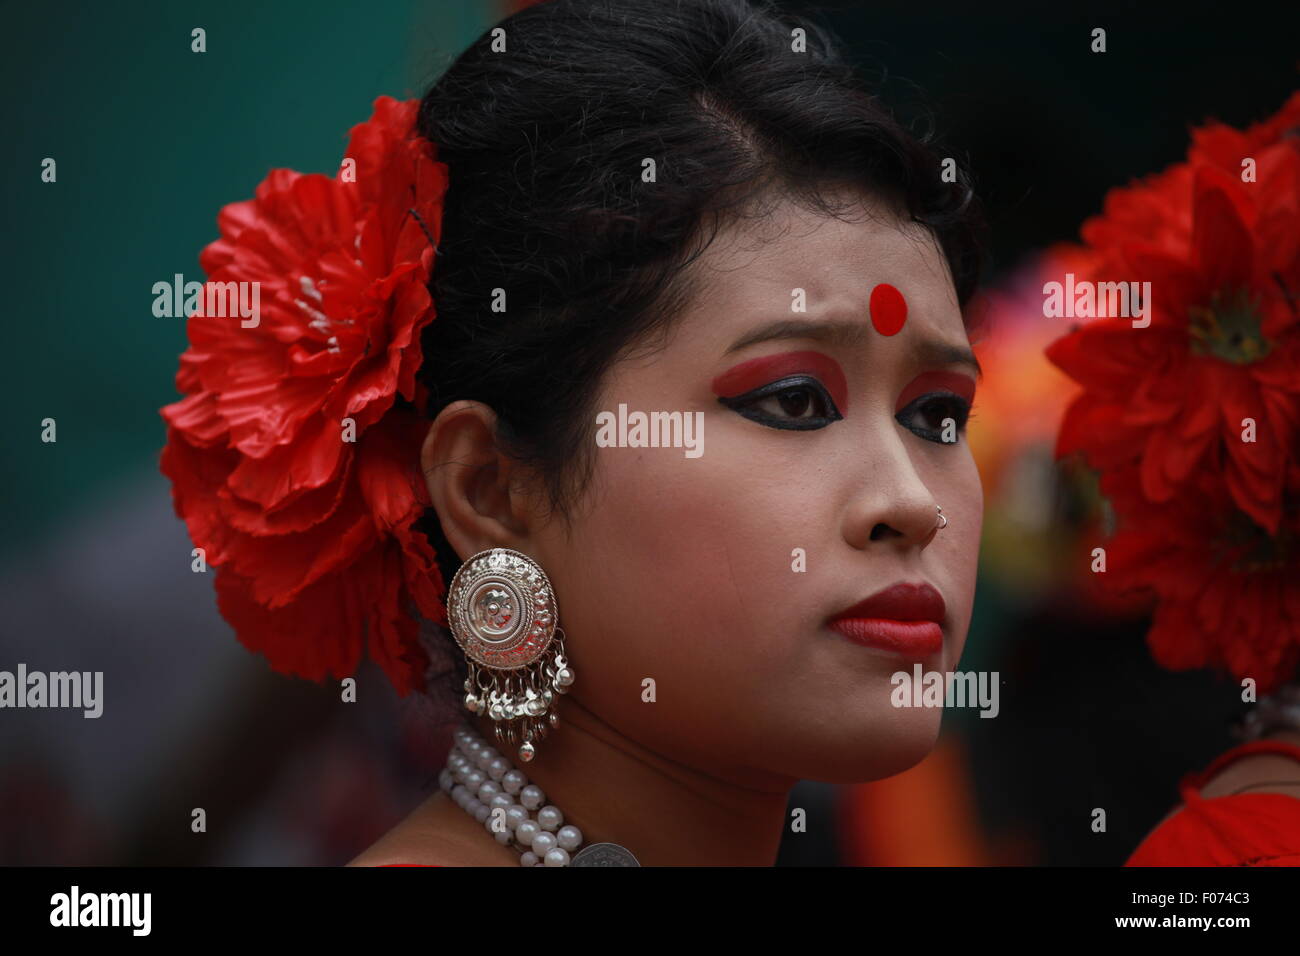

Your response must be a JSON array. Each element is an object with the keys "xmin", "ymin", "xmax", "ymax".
[{"xmin": 347, "ymin": 789, "xmax": 521, "ymax": 867}]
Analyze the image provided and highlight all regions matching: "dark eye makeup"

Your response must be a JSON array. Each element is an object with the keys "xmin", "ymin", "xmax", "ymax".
[
  {"xmin": 895, "ymin": 391, "xmax": 972, "ymax": 443},
  {"xmin": 716, "ymin": 374, "xmax": 844, "ymax": 430},
  {"xmin": 711, "ymin": 349, "xmax": 976, "ymax": 439}
]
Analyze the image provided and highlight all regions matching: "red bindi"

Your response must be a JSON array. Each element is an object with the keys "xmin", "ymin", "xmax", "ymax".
[
  {"xmin": 870, "ymin": 283, "xmax": 908, "ymax": 336},
  {"xmin": 711, "ymin": 350, "xmax": 849, "ymax": 414}
]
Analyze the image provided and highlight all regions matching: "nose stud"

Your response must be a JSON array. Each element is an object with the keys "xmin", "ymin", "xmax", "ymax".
[{"xmin": 935, "ymin": 505, "xmax": 948, "ymax": 531}]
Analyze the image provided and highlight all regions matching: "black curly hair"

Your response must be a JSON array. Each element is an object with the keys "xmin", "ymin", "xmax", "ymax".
[{"xmin": 411, "ymin": 0, "xmax": 987, "ymax": 707}]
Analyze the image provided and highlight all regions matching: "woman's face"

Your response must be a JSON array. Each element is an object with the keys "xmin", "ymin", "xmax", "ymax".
[{"xmin": 530, "ymin": 190, "xmax": 983, "ymax": 784}]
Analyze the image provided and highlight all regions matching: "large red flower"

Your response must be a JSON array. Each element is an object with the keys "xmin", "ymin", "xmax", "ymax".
[
  {"xmin": 1100, "ymin": 467, "xmax": 1300, "ymax": 693},
  {"xmin": 1047, "ymin": 93, "xmax": 1300, "ymax": 689},
  {"xmin": 160, "ymin": 96, "xmax": 450, "ymax": 695},
  {"xmin": 1048, "ymin": 105, "xmax": 1300, "ymax": 533}
]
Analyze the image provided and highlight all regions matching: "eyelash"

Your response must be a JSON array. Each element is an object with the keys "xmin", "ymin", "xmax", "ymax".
[
  {"xmin": 895, "ymin": 392, "xmax": 972, "ymax": 444},
  {"xmin": 717, "ymin": 379, "xmax": 973, "ymax": 441},
  {"xmin": 716, "ymin": 375, "xmax": 843, "ymax": 430}
]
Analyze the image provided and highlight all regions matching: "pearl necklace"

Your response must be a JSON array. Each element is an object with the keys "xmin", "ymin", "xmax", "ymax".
[{"xmin": 439, "ymin": 723, "xmax": 585, "ymax": 866}]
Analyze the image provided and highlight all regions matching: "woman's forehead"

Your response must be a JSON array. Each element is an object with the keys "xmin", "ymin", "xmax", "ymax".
[{"xmin": 672, "ymin": 202, "xmax": 963, "ymax": 351}]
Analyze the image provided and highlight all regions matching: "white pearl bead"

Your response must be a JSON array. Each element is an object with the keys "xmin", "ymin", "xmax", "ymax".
[
  {"xmin": 505, "ymin": 805, "xmax": 529, "ymax": 830},
  {"xmin": 516, "ymin": 820, "xmax": 540, "ymax": 845},
  {"xmin": 537, "ymin": 805, "xmax": 563, "ymax": 831},
  {"xmin": 446, "ymin": 724, "xmax": 600, "ymax": 868}
]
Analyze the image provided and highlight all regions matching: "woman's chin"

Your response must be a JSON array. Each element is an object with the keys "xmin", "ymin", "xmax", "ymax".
[{"xmin": 783, "ymin": 711, "xmax": 944, "ymax": 784}]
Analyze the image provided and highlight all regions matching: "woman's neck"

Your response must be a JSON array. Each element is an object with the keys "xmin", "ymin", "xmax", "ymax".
[{"xmin": 467, "ymin": 698, "xmax": 794, "ymax": 866}]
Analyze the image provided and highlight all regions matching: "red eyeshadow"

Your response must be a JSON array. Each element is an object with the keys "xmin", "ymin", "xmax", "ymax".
[
  {"xmin": 711, "ymin": 350, "xmax": 849, "ymax": 414},
  {"xmin": 895, "ymin": 371, "xmax": 976, "ymax": 412}
]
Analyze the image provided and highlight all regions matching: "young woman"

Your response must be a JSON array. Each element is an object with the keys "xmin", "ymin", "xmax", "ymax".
[{"xmin": 161, "ymin": 0, "xmax": 1300, "ymax": 867}]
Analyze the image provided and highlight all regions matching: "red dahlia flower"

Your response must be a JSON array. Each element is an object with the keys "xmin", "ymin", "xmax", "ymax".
[
  {"xmin": 1047, "ymin": 93, "xmax": 1300, "ymax": 689},
  {"xmin": 1048, "ymin": 113, "xmax": 1300, "ymax": 533},
  {"xmin": 160, "ymin": 96, "xmax": 450, "ymax": 695},
  {"xmin": 1101, "ymin": 468, "xmax": 1300, "ymax": 693}
]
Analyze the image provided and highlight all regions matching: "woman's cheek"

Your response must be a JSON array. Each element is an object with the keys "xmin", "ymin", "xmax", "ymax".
[
  {"xmin": 557, "ymin": 442, "xmax": 811, "ymax": 722},
  {"xmin": 933, "ymin": 450, "xmax": 982, "ymax": 668}
]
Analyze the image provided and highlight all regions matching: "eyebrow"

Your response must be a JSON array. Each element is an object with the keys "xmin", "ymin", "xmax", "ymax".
[{"xmin": 723, "ymin": 317, "xmax": 983, "ymax": 379}]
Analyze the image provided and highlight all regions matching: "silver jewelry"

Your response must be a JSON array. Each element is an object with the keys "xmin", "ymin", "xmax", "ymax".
[
  {"xmin": 935, "ymin": 505, "xmax": 948, "ymax": 531},
  {"xmin": 446, "ymin": 548, "xmax": 575, "ymax": 762},
  {"xmin": 1235, "ymin": 680, "xmax": 1300, "ymax": 742},
  {"xmin": 439, "ymin": 722, "xmax": 646, "ymax": 866},
  {"xmin": 571, "ymin": 843, "xmax": 641, "ymax": 866}
]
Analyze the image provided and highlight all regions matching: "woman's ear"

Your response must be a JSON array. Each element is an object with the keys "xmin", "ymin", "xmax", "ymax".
[{"xmin": 420, "ymin": 400, "xmax": 538, "ymax": 562}]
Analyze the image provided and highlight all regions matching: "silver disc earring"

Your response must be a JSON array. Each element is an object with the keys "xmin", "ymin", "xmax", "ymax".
[{"xmin": 445, "ymin": 547, "xmax": 574, "ymax": 762}]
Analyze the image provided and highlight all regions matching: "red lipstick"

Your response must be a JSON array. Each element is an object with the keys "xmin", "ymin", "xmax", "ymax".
[{"xmin": 827, "ymin": 582, "xmax": 946, "ymax": 657}]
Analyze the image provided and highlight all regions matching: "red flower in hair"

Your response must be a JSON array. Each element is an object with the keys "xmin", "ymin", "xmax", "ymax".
[
  {"xmin": 1048, "ymin": 95, "xmax": 1300, "ymax": 534},
  {"xmin": 1046, "ymin": 93, "xmax": 1300, "ymax": 689},
  {"xmin": 160, "ymin": 96, "xmax": 450, "ymax": 695},
  {"xmin": 1100, "ymin": 467, "xmax": 1300, "ymax": 693}
]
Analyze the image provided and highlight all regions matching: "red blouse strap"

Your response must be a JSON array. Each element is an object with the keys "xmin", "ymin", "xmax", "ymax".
[{"xmin": 1180, "ymin": 740, "xmax": 1300, "ymax": 801}]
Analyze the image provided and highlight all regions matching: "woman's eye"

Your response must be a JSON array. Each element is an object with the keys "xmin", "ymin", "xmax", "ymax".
[
  {"xmin": 717, "ymin": 375, "xmax": 843, "ymax": 431},
  {"xmin": 896, "ymin": 392, "xmax": 971, "ymax": 444}
]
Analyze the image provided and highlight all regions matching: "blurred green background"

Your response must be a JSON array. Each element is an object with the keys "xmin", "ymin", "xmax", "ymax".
[{"xmin": 1, "ymin": 0, "xmax": 492, "ymax": 554}]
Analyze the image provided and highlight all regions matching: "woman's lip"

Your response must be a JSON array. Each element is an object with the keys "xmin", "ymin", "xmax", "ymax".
[
  {"xmin": 830, "ymin": 582, "xmax": 946, "ymax": 624},
  {"xmin": 828, "ymin": 619, "xmax": 943, "ymax": 657}
]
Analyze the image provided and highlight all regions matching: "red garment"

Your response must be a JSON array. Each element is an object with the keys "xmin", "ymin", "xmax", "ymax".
[{"xmin": 1126, "ymin": 740, "xmax": 1300, "ymax": 866}]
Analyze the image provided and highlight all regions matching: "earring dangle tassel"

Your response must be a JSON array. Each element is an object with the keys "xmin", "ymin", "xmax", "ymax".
[{"xmin": 447, "ymin": 548, "xmax": 574, "ymax": 762}]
